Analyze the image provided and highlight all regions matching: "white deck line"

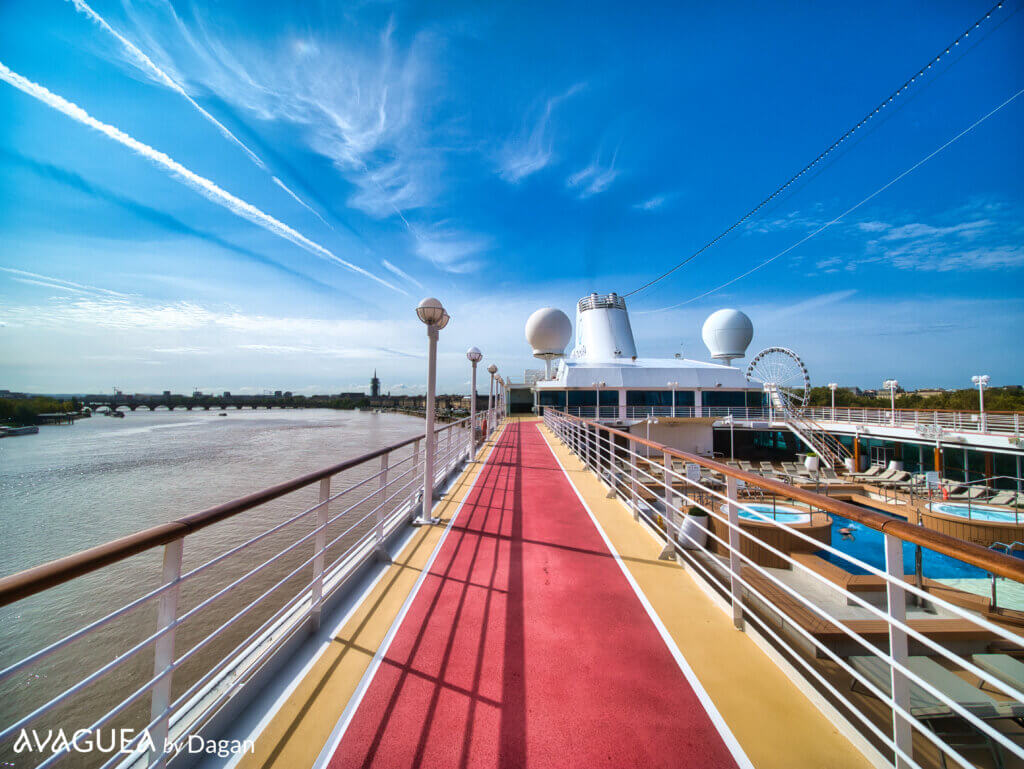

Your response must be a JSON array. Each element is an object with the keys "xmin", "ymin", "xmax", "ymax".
[
  {"xmin": 537, "ymin": 424, "xmax": 756, "ymax": 769},
  {"xmin": 310, "ymin": 425, "xmax": 503, "ymax": 769}
]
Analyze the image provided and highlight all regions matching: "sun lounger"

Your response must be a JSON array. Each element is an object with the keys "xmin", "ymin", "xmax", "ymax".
[
  {"xmin": 950, "ymin": 486, "xmax": 986, "ymax": 501},
  {"xmin": 850, "ymin": 656, "xmax": 1024, "ymax": 732},
  {"xmin": 989, "ymin": 491, "xmax": 1018, "ymax": 507},
  {"xmin": 972, "ymin": 654, "xmax": 1024, "ymax": 695},
  {"xmin": 738, "ymin": 461, "xmax": 756, "ymax": 473},
  {"xmin": 759, "ymin": 461, "xmax": 779, "ymax": 476},
  {"xmin": 850, "ymin": 466, "xmax": 883, "ymax": 479},
  {"xmin": 878, "ymin": 471, "xmax": 912, "ymax": 487},
  {"xmin": 821, "ymin": 467, "xmax": 840, "ymax": 481}
]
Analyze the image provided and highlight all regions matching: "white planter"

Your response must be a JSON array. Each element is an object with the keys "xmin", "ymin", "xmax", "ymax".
[
  {"xmin": 844, "ymin": 457, "xmax": 857, "ymax": 474},
  {"xmin": 887, "ymin": 460, "xmax": 904, "ymax": 472},
  {"xmin": 678, "ymin": 515, "xmax": 709, "ymax": 550},
  {"xmin": 804, "ymin": 456, "xmax": 820, "ymax": 473}
]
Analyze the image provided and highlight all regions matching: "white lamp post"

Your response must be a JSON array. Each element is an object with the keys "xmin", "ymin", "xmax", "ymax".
[
  {"xmin": 467, "ymin": 347, "xmax": 482, "ymax": 454},
  {"xmin": 972, "ymin": 375, "xmax": 990, "ymax": 432},
  {"xmin": 668, "ymin": 381, "xmax": 679, "ymax": 418},
  {"xmin": 487, "ymin": 364, "xmax": 497, "ymax": 431},
  {"xmin": 883, "ymin": 379, "xmax": 899, "ymax": 426},
  {"xmin": 415, "ymin": 297, "xmax": 449, "ymax": 525},
  {"xmin": 828, "ymin": 382, "xmax": 839, "ymax": 421},
  {"xmin": 592, "ymin": 381, "xmax": 605, "ymax": 419}
]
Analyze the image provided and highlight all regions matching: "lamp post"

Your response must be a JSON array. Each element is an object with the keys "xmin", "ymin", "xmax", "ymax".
[
  {"xmin": 828, "ymin": 382, "xmax": 839, "ymax": 421},
  {"xmin": 592, "ymin": 381, "xmax": 605, "ymax": 419},
  {"xmin": 467, "ymin": 347, "xmax": 482, "ymax": 454},
  {"xmin": 668, "ymin": 381, "xmax": 679, "ymax": 418},
  {"xmin": 415, "ymin": 297, "xmax": 449, "ymax": 525},
  {"xmin": 883, "ymin": 379, "xmax": 899, "ymax": 426},
  {"xmin": 724, "ymin": 414, "xmax": 735, "ymax": 460},
  {"xmin": 972, "ymin": 375, "xmax": 990, "ymax": 432},
  {"xmin": 487, "ymin": 364, "xmax": 497, "ymax": 431}
]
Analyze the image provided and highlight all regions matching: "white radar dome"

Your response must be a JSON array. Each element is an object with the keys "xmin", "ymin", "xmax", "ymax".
[
  {"xmin": 701, "ymin": 309, "xmax": 753, "ymax": 365},
  {"xmin": 525, "ymin": 307, "xmax": 572, "ymax": 356}
]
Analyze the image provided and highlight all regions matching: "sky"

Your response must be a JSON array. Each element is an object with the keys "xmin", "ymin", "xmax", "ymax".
[{"xmin": 0, "ymin": 0, "xmax": 1021, "ymax": 396}]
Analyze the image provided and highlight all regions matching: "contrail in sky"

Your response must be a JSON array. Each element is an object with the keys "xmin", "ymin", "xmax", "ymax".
[
  {"xmin": 0, "ymin": 60, "xmax": 404, "ymax": 294},
  {"xmin": 67, "ymin": 0, "xmax": 333, "ymax": 229}
]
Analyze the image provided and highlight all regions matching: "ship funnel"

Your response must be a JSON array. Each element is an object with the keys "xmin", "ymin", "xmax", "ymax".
[
  {"xmin": 572, "ymin": 292, "xmax": 638, "ymax": 362},
  {"xmin": 701, "ymin": 309, "xmax": 753, "ymax": 366},
  {"xmin": 525, "ymin": 307, "xmax": 572, "ymax": 378}
]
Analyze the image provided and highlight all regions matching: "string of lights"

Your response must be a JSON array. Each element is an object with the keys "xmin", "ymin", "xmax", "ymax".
[
  {"xmin": 633, "ymin": 85, "xmax": 1024, "ymax": 314},
  {"xmin": 623, "ymin": 0, "xmax": 1006, "ymax": 299}
]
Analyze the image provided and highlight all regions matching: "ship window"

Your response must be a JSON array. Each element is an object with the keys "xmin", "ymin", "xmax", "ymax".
[
  {"xmin": 566, "ymin": 390, "xmax": 617, "ymax": 406},
  {"xmin": 702, "ymin": 390, "xmax": 747, "ymax": 407},
  {"xmin": 625, "ymin": 390, "xmax": 694, "ymax": 406},
  {"xmin": 538, "ymin": 390, "xmax": 566, "ymax": 407}
]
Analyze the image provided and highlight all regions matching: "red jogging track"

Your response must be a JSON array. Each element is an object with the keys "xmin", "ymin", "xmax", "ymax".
[{"xmin": 329, "ymin": 421, "xmax": 743, "ymax": 769}]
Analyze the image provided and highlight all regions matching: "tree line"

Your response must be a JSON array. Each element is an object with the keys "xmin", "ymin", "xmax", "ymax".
[{"xmin": 807, "ymin": 386, "xmax": 1024, "ymax": 412}]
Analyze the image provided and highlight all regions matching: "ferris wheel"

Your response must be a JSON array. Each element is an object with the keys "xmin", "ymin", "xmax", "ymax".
[{"xmin": 745, "ymin": 347, "xmax": 811, "ymax": 411}]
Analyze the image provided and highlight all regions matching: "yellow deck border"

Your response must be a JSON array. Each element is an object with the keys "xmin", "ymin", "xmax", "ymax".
[
  {"xmin": 537, "ymin": 421, "xmax": 876, "ymax": 769},
  {"xmin": 236, "ymin": 424, "xmax": 506, "ymax": 769}
]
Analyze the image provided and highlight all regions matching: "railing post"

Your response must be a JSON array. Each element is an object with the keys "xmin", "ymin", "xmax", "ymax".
[
  {"xmin": 149, "ymin": 536, "xmax": 184, "ymax": 767},
  {"xmin": 884, "ymin": 533, "xmax": 912, "ymax": 769},
  {"xmin": 659, "ymin": 450, "xmax": 675, "ymax": 560},
  {"xmin": 725, "ymin": 476, "xmax": 744, "ymax": 630},
  {"xmin": 376, "ymin": 453, "xmax": 389, "ymax": 544},
  {"xmin": 630, "ymin": 441, "xmax": 639, "ymax": 521},
  {"xmin": 310, "ymin": 477, "xmax": 330, "ymax": 630}
]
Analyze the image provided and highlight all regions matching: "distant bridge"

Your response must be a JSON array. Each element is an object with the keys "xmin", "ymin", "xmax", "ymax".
[{"xmin": 85, "ymin": 396, "xmax": 308, "ymax": 412}]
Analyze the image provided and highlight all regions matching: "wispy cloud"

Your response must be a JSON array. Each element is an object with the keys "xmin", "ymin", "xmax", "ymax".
[
  {"xmin": 0, "ymin": 266, "xmax": 132, "ymax": 298},
  {"xmin": 0, "ymin": 60, "xmax": 403, "ymax": 294},
  {"xmin": 381, "ymin": 259, "xmax": 424, "ymax": 289},
  {"xmin": 633, "ymin": 194, "xmax": 667, "ymax": 212},
  {"xmin": 413, "ymin": 228, "xmax": 489, "ymax": 273},
  {"xmin": 67, "ymin": 0, "xmax": 329, "ymax": 227},
  {"xmin": 567, "ymin": 145, "xmax": 620, "ymax": 199},
  {"xmin": 497, "ymin": 84, "xmax": 584, "ymax": 183}
]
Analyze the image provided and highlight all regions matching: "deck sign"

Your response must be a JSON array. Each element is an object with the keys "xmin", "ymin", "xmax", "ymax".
[{"xmin": 686, "ymin": 463, "xmax": 701, "ymax": 482}]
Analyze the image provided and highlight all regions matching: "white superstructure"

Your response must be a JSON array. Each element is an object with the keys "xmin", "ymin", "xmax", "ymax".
[{"xmin": 528, "ymin": 292, "xmax": 761, "ymax": 421}]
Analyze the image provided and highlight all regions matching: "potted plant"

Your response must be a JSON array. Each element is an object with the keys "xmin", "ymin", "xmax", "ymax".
[
  {"xmin": 804, "ymin": 452, "xmax": 820, "ymax": 473},
  {"xmin": 678, "ymin": 505, "xmax": 710, "ymax": 550}
]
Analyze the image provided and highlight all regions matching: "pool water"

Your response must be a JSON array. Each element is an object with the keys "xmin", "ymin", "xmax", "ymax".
[
  {"xmin": 930, "ymin": 503, "xmax": 1023, "ymax": 523},
  {"xmin": 817, "ymin": 514, "xmax": 991, "ymax": 579},
  {"xmin": 737, "ymin": 504, "xmax": 810, "ymax": 525}
]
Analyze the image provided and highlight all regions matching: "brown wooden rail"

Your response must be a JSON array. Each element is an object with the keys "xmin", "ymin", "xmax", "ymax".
[
  {"xmin": 548, "ymin": 410, "xmax": 1024, "ymax": 582},
  {"xmin": 0, "ymin": 419, "xmax": 469, "ymax": 607}
]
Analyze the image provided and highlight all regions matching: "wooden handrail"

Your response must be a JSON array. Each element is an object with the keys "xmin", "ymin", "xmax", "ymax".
[
  {"xmin": 0, "ymin": 418, "xmax": 470, "ymax": 607},
  {"xmin": 550, "ymin": 410, "xmax": 1024, "ymax": 582}
]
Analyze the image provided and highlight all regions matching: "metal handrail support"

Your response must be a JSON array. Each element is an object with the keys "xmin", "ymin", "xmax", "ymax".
[
  {"xmin": 725, "ymin": 475, "xmax": 743, "ymax": 630},
  {"xmin": 884, "ymin": 533, "xmax": 912, "ymax": 768},
  {"xmin": 149, "ymin": 537, "xmax": 183, "ymax": 768},
  {"xmin": 310, "ymin": 478, "xmax": 330, "ymax": 630}
]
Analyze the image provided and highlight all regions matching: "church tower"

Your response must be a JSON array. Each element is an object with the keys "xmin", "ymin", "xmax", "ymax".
[{"xmin": 371, "ymin": 370, "xmax": 381, "ymax": 398}]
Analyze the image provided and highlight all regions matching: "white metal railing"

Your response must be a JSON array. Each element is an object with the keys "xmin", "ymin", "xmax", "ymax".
[
  {"xmin": 558, "ymin": 403, "xmax": 1023, "ymax": 439},
  {"xmin": 0, "ymin": 410, "xmax": 504, "ymax": 769},
  {"xmin": 544, "ymin": 408, "xmax": 1024, "ymax": 769}
]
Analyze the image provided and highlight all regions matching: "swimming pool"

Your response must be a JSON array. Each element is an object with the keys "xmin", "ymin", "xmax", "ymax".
[
  {"xmin": 929, "ymin": 502, "xmax": 1023, "ymax": 524},
  {"xmin": 817, "ymin": 514, "xmax": 990, "ymax": 579},
  {"xmin": 736, "ymin": 503, "xmax": 810, "ymax": 525}
]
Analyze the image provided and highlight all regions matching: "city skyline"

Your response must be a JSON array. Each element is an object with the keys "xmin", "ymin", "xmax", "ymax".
[{"xmin": 1, "ymin": 1, "xmax": 1022, "ymax": 392}]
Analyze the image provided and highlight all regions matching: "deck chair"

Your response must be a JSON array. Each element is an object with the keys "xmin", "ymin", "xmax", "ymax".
[
  {"xmin": 950, "ymin": 486, "xmax": 986, "ymax": 501},
  {"xmin": 738, "ymin": 461, "xmax": 756, "ymax": 473},
  {"xmin": 850, "ymin": 466, "xmax": 883, "ymax": 479},
  {"xmin": 851, "ymin": 655, "xmax": 1021, "ymax": 768},
  {"xmin": 820, "ymin": 467, "xmax": 840, "ymax": 481},
  {"xmin": 780, "ymin": 462, "xmax": 802, "ymax": 480},
  {"xmin": 989, "ymin": 491, "xmax": 1018, "ymax": 507},
  {"xmin": 759, "ymin": 461, "xmax": 778, "ymax": 476},
  {"xmin": 972, "ymin": 654, "xmax": 1024, "ymax": 695},
  {"xmin": 879, "ymin": 471, "xmax": 912, "ymax": 487}
]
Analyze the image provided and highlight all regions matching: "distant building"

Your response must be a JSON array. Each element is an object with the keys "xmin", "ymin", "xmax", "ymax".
[
  {"xmin": 371, "ymin": 370, "xmax": 381, "ymax": 398},
  {"xmin": 223, "ymin": 391, "xmax": 231, "ymax": 398},
  {"xmin": 163, "ymin": 390, "xmax": 172, "ymax": 398},
  {"xmin": 913, "ymin": 389, "xmax": 947, "ymax": 398},
  {"xmin": 274, "ymin": 390, "xmax": 283, "ymax": 398}
]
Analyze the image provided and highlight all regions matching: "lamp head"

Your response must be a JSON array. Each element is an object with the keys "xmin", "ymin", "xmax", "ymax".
[
  {"xmin": 972, "ymin": 374, "xmax": 990, "ymax": 386},
  {"xmin": 487, "ymin": 364, "xmax": 497, "ymax": 375},
  {"xmin": 416, "ymin": 297, "xmax": 445, "ymax": 326},
  {"xmin": 883, "ymin": 379, "xmax": 899, "ymax": 390},
  {"xmin": 828, "ymin": 382, "xmax": 838, "ymax": 390},
  {"xmin": 466, "ymin": 346, "xmax": 482, "ymax": 363}
]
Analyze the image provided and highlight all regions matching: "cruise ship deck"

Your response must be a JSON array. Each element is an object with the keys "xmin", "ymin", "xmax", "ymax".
[{"xmin": 235, "ymin": 419, "xmax": 869, "ymax": 769}]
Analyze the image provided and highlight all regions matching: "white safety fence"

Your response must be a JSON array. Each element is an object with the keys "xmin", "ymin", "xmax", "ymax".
[
  {"xmin": 0, "ymin": 409, "xmax": 504, "ymax": 769},
  {"xmin": 545, "ymin": 408, "xmax": 1024, "ymax": 769}
]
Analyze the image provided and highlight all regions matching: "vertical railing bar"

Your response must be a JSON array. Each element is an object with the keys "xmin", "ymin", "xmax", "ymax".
[
  {"xmin": 148, "ymin": 536, "xmax": 184, "ymax": 768},
  {"xmin": 726, "ymin": 475, "xmax": 744, "ymax": 630},
  {"xmin": 884, "ymin": 532, "xmax": 913, "ymax": 769},
  {"xmin": 310, "ymin": 477, "xmax": 330, "ymax": 630}
]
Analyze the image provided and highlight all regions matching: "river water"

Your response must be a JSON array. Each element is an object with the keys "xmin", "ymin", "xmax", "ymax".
[{"xmin": 0, "ymin": 408, "xmax": 426, "ymax": 765}]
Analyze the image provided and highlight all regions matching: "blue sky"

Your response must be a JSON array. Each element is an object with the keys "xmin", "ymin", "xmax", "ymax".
[{"xmin": 0, "ymin": 0, "xmax": 1021, "ymax": 395}]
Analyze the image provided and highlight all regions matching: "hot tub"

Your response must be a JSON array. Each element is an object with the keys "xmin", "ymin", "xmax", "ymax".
[{"xmin": 929, "ymin": 502, "xmax": 1022, "ymax": 524}]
